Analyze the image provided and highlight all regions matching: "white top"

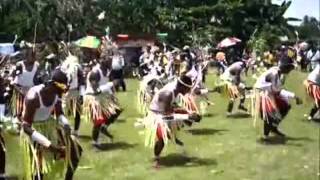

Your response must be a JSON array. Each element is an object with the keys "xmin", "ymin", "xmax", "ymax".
[
  {"xmin": 254, "ymin": 67, "xmax": 281, "ymax": 92},
  {"xmin": 112, "ymin": 55, "xmax": 125, "ymax": 70},
  {"xmin": 13, "ymin": 61, "xmax": 39, "ymax": 87},
  {"xmin": 186, "ymin": 66, "xmax": 198, "ymax": 82},
  {"xmin": 139, "ymin": 52, "xmax": 154, "ymax": 64},
  {"xmin": 308, "ymin": 64, "xmax": 320, "ymax": 84},
  {"xmin": 86, "ymin": 64, "xmax": 109, "ymax": 94},
  {"xmin": 67, "ymin": 64, "xmax": 81, "ymax": 90},
  {"xmin": 186, "ymin": 65, "xmax": 202, "ymax": 88},
  {"xmin": 149, "ymin": 81, "xmax": 176, "ymax": 113},
  {"xmin": 220, "ymin": 61, "xmax": 243, "ymax": 82},
  {"xmin": 307, "ymin": 50, "xmax": 320, "ymax": 62},
  {"xmin": 25, "ymin": 85, "xmax": 59, "ymax": 122}
]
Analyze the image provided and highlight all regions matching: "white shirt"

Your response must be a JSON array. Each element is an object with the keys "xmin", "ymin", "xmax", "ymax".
[
  {"xmin": 112, "ymin": 55, "xmax": 125, "ymax": 70},
  {"xmin": 13, "ymin": 61, "xmax": 39, "ymax": 87},
  {"xmin": 149, "ymin": 81, "xmax": 177, "ymax": 113},
  {"xmin": 307, "ymin": 50, "xmax": 320, "ymax": 62},
  {"xmin": 25, "ymin": 85, "xmax": 59, "ymax": 121},
  {"xmin": 140, "ymin": 52, "xmax": 154, "ymax": 64},
  {"xmin": 254, "ymin": 67, "xmax": 281, "ymax": 92},
  {"xmin": 86, "ymin": 64, "xmax": 109, "ymax": 94},
  {"xmin": 308, "ymin": 64, "xmax": 320, "ymax": 84},
  {"xmin": 221, "ymin": 61, "xmax": 244, "ymax": 82}
]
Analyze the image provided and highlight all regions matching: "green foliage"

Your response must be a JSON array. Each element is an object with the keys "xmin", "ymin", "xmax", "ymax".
[
  {"xmin": 297, "ymin": 16, "xmax": 320, "ymax": 41},
  {"xmin": 0, "ymin": 0, "xmax": 298, "ymax": 46}
]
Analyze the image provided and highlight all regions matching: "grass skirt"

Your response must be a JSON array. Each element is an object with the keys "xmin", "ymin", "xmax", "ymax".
[
  {"xmin": 215, "ymin": 80, "xmax": 239, "ymax": 100},
  {"xmin": 20, "ymin": 120, "xmax": 81, "ymax": 180},
  {"xmin": 137, "ymin": 82, "xmax": 152, "ymax": 116},
  {"xmin": 10, "ymin": 88, "xmax": 25, "ymax": 117},
  {"xmin": 63, "ymin": 90, "xmax": 81, "ymax": 119},
  {"xmin": 21, "ymin": 120, "xmax": 59, "ymax": 180},
  {"xmin": 304, "ymin": 80, "xmax": 320, "ymax": 107},
  {"xmin": 252, "ymin": 90, "xmax": 290, "ymax": 127},
  {"xmin": 83, "ymin": 94, "xmax": 121, "ymax": 124},
  {"xmin": 0, "ymin": 131, "xmax": 5, "ymax": 152},
  {"xmin": 176, "ymin": 94, "xmax": 199, "ymax": 114},
  {"xmin": 143, "ymin": 111, "xmax": 183, "ymax": 148}
]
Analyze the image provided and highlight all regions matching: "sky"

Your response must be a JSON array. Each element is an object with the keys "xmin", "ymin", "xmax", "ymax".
[{"xmin": 272, "ymin": 0, "xmax": 319, "ymax": 25}]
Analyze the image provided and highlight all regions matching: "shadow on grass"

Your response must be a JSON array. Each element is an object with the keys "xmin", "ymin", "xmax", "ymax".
[
  {"xmin": 159, "ymin": 153, "xmax": 217, "ymax": 167},
  {"xmin": 116, "ymin": 118, "xmax": 126, "ymax": 123},
  {"xmin": 203, "ymin": 113, "xmax": 215, "ymax": 118},
  {"xmin": 94, "ymin": 142, "xmax": 137, "ymax": 151},
  {"xmin": 78, "ymin": 135, "xmax": 92, "ymax": 141},
  {"xmin": 310, "ymin": 118, "xmax": 320, "ymax": 124},
  {"xmin": 186, "ymin": 128, "xmax": 228, "ymax": 136},
  {"xmin": 258, "ymin": 136, "xmax": 314, "ymax": 146},
  {"xmin": 0, "ymin": 176, "xmax": 19, "ymax": 180},
  {"xmin": 227, "ymin": 112, "xmax": 251, "ymax": 119}
]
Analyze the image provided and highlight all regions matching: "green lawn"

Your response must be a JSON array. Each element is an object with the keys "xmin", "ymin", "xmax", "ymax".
[{"xmin": 4, "ymin": 70, "xmax": 320, "ymax": 180}]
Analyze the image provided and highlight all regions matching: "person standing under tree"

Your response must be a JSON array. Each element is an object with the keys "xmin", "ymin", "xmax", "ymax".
[{"xmin": 110, "ymin": 49, "xmax": 126, "ymax": 92}]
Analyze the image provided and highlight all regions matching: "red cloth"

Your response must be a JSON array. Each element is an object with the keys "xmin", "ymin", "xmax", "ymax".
[
  {"xmin": 305, "ymin": 80, "xmax": 320, "ymax": 104},
  {"xmin": 93, "ymin": 113, "xmax": 109, "ymax": 127},
  {"xmin": 260, "ymin": 93, "xmax": 290, "ymax": 120},
  {"xmin": 156, "ymin": 125, "xmax": 164, "ymax": 140}
]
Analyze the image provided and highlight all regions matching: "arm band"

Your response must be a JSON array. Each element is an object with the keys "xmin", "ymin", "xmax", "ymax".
[
  {"xmin": 280, "ymin": 89, "xmax": 295, "ymax": 99},
  {"xmin": 200, "ymin": 89, "xmax": 209, "ymax": 95},
  {"xmin": 173, "ymin": 114, "xmax": 189, "ymax": 121},
  {"xmin": 31, "ymin": 131, "xmax": 51, "ymax": 147},
  {"xmin": 58, "ymin": 115, "xmax": 69, "ymax": 126}
]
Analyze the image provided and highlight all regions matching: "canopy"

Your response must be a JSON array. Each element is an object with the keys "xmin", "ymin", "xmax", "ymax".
[
  {"xmin": 217, "ymin": 37, "xmax": 241, "ymax": 48},
  {"xmin": 75, "ymin": 36, "xmax": 101, "ymax": 49}
]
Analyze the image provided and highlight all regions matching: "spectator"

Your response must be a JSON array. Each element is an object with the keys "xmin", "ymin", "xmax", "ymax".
[
  {"xmin": 298, "ymin": 48, "xmax": 308, "ymax": 71},
  {"xmin": 307, "ymin": 45, "xmax": 320, "ymax": 71},
  {"xmin": 110, "ymin": 49, "xmax": 126, "ymax": 91},
  {"xmin": 215, "ymin": 51, "xmax": 228, "ymax": 74}
]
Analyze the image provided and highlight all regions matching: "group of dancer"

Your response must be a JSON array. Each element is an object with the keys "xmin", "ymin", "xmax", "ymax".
[
  {"xmin": 0, "ymin": 41, "xmax": 319, "ymax": 179},
  {"xmin": 0, "ymin": 45, "xmax": 123, "ymax": 179}
]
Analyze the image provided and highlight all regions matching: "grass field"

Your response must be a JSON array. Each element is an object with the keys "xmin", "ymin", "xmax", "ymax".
[{"xmin": 4, "ymin": 69, "xmax": 320, "ymax": 180}]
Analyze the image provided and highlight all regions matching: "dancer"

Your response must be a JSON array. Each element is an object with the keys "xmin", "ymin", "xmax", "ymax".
[
  {"xmin": 185, "ymin": 62, "xmax": 213, "ymax": 115},
  {"xmin": 84, "ymin": 58, "xmax": 122, "ymax": 147},
  {"xmin": 304, "ymin": 63, "xmax": 320, "ymax": 120},
  {"xmin": 11, "ymin": 48, "xmax": 41, "ymax": 121},
  {"xmin": 254, "ymin": 60, "xmax": 302, "ymax": 139},
  {"xmin": 61, "ymin": 54, "xmax": 85, "ymax": 136},
  {"xmin": 219, "ymin": 61, "xmax": 248, "ymax": 116},
  {"xmin": 137, "ymin": 62, "xmax": 165, "ymax": 115},
  {"xmin": 21, "ymin": 69, "xmax": 82, "ymax": 180},
  {"xmin": 142, "ymin": 75, "xmax": 201, "ymax": 167}
]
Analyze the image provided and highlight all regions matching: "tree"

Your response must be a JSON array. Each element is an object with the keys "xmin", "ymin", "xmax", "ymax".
[
  {"xmin": 0, "ymin": 0, "xmax": 298, "ymax": 47},
  {"xmin": 297, "ymin": 16, "xmax": 320, "ymax": 41}
]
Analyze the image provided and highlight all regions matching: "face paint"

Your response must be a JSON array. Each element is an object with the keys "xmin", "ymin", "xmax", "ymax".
[{"xmin": 53, "ymin": 81, "xmax": 69, "ymax": 94}]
